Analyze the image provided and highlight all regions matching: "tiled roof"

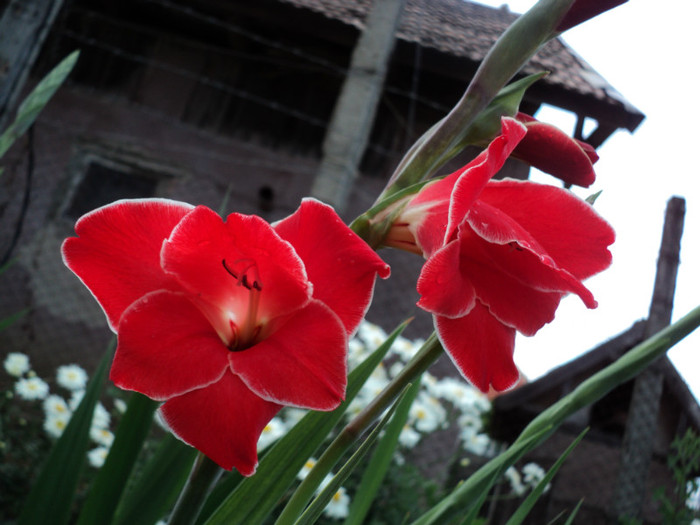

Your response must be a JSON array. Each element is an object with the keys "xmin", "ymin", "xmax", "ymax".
[{"xmin": 279, "ymin": 0, "xmax": 642, "ymax": 127}]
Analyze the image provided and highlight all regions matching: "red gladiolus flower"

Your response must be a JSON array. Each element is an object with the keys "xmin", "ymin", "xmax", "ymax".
[
  {"xmin": 383, "ymin": 118, "xmax": 614, "ymax": 392},
  {"xmin": 512, "ymin": 113, "xmax": 598, "ymax": 188},
  {"xmin": 62, "ymin": 198, "xmax": 389, "ymax": 474},
  {"xmin": 556, "ymin": 0, "xmax": 628, "ymax": 32}
]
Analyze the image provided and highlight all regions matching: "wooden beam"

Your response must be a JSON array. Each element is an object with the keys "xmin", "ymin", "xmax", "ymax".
[
  {"xmin": 0, "ymin": 0, "xmax": 65, "ymax": 129},
  {"xmin": 310, "ymin": 0, "xmax": 406, "ymax": 212},
  {"xmin": 611, "ymin": 196, "xmax": 686, "ymax": 522}
]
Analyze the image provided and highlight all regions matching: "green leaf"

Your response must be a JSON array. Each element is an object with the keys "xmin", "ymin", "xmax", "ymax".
[
  {"xmin": 453, "ymin": 72, "xmax": 547, "ymax": 151},
  {"xmin": 201, "ymin": 320, "xmax": 409, "ymax": 525},
  {"xmin": 562, "ymin": 500, "xmax": 583, "ymax": 525},
  {"xmin": 0, "ymin": 307, "xmax": 29, "ymax": 332},
  {"xmin": 412, "ymin": 427, "xmax": 551, "ymax": 525},
  {"xmin": 112, "ymin": 433, "xmax": 198, "ymax": 525},
  {"xmin": 413, "ymin": 304, "xmax": 700, "ymax": 525},
  {"xmin": 18, "ymin": 339, "xmax": 114, "ymax": 525},
  {"xmin": 379, "ymin": 72, "xmax": 545, "ymax": 201},
  {"xmin": 586, "ymin": 190, "xmax": 602, "ymax": 205},
  {"xmin": 504, "ymin": 428, "xmax": 588, "ymax": 525},
  {"xmin": 294, "ymin": 386, "xmax": 413, "ymax": 525},
  {"xmin": 76, "ymin": 393, "xmax": 158, "ymax": 525},
  {"xmin": 0, "ymin": 50, "xmax": 79, "ymax": 159},
  {"xmin": 343, "ymin": 379, "xmax": 422, "ymax": 525}
]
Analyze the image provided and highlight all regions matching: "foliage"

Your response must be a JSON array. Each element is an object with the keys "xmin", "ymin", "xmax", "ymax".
[{"xmin": 653, "ymin": 429, "xmax": 700, "ymax": 525}]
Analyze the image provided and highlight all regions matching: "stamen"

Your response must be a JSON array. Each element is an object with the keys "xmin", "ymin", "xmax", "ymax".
[
  {"xmin": 222, "ymin": 259, "xmax": 263, "ymax": 291},
  {"xmin": 221, "ymin": 258, "xmax": 263, "ymax": 350}
]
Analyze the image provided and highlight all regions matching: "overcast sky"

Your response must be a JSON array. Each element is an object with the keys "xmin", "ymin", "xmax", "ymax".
[{"xmin": 470, "ymin": 0, "xmax": 700, "ymax": 398}]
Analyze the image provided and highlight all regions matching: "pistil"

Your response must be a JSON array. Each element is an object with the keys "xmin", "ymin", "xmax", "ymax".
[{"xmin": 222, "ymin": 258, "xmax": 263, "ymax": 350}]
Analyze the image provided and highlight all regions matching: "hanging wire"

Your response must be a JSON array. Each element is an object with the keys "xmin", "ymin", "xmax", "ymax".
[{"xmin": 1, "ymin": 126, "xmax": 34, "ymax": 266}]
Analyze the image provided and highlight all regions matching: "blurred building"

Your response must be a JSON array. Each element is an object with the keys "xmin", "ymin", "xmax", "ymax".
[{"xmin": 2, "ymin": 2, "xmax": 681, "ymax": 524}]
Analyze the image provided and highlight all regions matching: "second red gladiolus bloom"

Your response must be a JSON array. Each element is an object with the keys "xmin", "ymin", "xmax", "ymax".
[
  {"xmin": 62, "ymin": 198, "xmax": 389, "ymax": 475},
  {"xmin": 383, "ymin": 118, "xmax": 615, "ymax": 393}
]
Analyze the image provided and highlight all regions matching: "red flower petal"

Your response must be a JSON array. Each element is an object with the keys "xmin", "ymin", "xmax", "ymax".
[
  {"xmin": 110, "ymin": 291, "xmax": 229, "ymax": 400},
  {"xmin": 162, "ymin": 206, "xmax": 311, "ymax": 322},
  {"xmin": 465, "ymin": 201, "xmax": 598, "ymax": 309},
  {"xmin": 61, "ymin": 199, "xmax": 193, "ymax": 331},
  {"xmin": 446, "ymin": 118, "xmax": 527, "ymax": 242},
  {"xmin": 159, "ymin": 372, "xmax": 282, "ymax": 474},
  {"xmin": 230, "ymin": 298, "xmax": 347, "ymax": 410},
  {"xmin": 513, "ymin": 115, "xmax": 597, "ymax": 187},
  {"xmin": 273, "ymin": 198, "xmax": 390, "ymax": 335},
  {"xmin": 407, "ymin": 118, "xmax": 527, "ymax": 256},
  {"xmin": 435, "ymin": 303, "xmax": 519, "ymax": 393},
  {"xmin": 556, "ymin": 0, "xmax": 627, "ymax": 32},
  {"xmin": 454, "ymin": 239, "xmax": 564, "ymax": 335},
  {"xmin": 478, "ymin": 180, "xmax": 614, "ymax": 280},
  {"xmin": 416, "ymin": 240, "xmax": 476, "ymax": 318}
]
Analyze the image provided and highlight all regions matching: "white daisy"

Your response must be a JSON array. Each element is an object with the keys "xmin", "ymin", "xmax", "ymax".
[
  {"xmin": 3, "ymin": 352, "xmax": 30, "ymax": 377},
  {"xmin": 460, "ymin": 427, "xmax": 492, "ymax": 456},
  {"xmin": 56, "ymin": 364, "xmax": 88, "ymax": 391},
  {"xmin": 92, "ymin": 402, "xmax": 111, "ymax": 429},
  {"xmin": 15, "ymin": 376, "xmax": 49, "ymax": 400},
  {"xmin": 43, "ymin": 394, "xmax": 71, "ymax": 418},
  {"xmin": 114, "ymin": 398, "xmax": 127, "ymax": 414},
  {"xmin": 257, "ymin": 417, "xmax": 286, "ymax": 451},
  {"xmin": 90, "ymin": 426, "xmax": 115, "ymax": 447},
  {"xmin": 389, "ymin": 335, "xmax": 418, "ymax": 362},
  {"xmin": 398, "ymin": 424, "xmax": 421, "ymax": 448},
  {"xmin": 44, "ymin": 412, "xmax": 71, "ymax": 438},
  {"xmin": 505, "ymin": 466, "xmax": 526, "ymax": 496},
  {"xmin": 409, "ymin": 393, "xmax": 446, "ymax": 433},
  {"xmin": 522, "ymin": 462, "xmax": 549, "ymax": 491},
  {"xmin": 434, "ymin": 377, "xmax": 490, "ymax": 415},
  {"xmin": 69, "ymin": 390, "xmax": 85, "ymax": 410},
  {"xmin": 87, "ymin": 446, "xmax": 109, "ymax": 468},
  {"xmin": 357, "ymin": 321, "xmax": 387, "ymax": 349},
  {"xmin": 283, "ymin": 407, "xmax": 307, "ymax": 427},
  {"xmin": 323, "ymin": 486, "xmax": 350, "ymax": 520},
  {"xmin": 297, "ymin": 457, "xmax": 318, "ymax": 480},
  {"xmin": 347, "ymin": 338, "xmax": 369, "ymax": 370}
]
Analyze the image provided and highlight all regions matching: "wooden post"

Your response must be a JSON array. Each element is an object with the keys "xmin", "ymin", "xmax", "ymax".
[
  {"xmin": 0, "ymin": 0, "xmax": 64, "ymax": 129},
  {"xmin": 310, "ymin": 0, "xmax": 406, "ymax": 212},
  {"xmin": 611, "ymin": 196, "xmax": 686, "ymax": 521}
]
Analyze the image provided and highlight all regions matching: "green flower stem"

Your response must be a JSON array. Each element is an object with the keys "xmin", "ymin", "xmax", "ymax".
[
  {"xmin": 275, "ymin": 333, "xmax": 443, "ymax": 525},
  {"xmin": 168, "ymin": 452, "xmax": 223, "ymax": 525},
  {"xmin": 378, "ymin": 0, "xmax": 577, "ymax": 201}
]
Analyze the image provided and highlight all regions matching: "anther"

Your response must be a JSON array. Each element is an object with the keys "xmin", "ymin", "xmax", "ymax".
[{"xmin": 222, "ymin": 259, "xmax": 263, "ymax": 291}]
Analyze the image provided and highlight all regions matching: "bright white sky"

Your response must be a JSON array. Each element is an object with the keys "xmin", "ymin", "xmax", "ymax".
[{"xmin": 471, "ymin": 0, "xmax": 700, "ymax": 398}]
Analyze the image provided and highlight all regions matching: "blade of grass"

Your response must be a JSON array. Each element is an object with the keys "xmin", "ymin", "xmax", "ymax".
[
  {"xmin": 413, "ymin": 304, "xmax": 700, "ymax": 524},
  {"xmin": 112, "ymin": 433, "xmax": 198, "ymax": 525},
  {"xmin": 0, "ymin": 51, "xmax": 79, "ymax": 159},
  {"xmin": 18, "ymin": 339, "xmax": 114, "ymax": 525},
  {"xmin": 0, "ymin": 307, "xmax": 29, "ymax": 331},
  {"xmin": 76, "ymin": 393, "xmax": 158, "ymax": 525},
  {"xmin": 343, "ymin": 379, "xmax": 422, "ymax": 525},
  {"xmin": 293, "ymin": 386, "xmax": 413, "ymax": 525},
  {"xmin": 562, "ymin": 499, "xmax": 584, "ymax": 525},
  {"xmin": 505, "ymin": 429, "xmax": 588, "ymax": 525}
]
